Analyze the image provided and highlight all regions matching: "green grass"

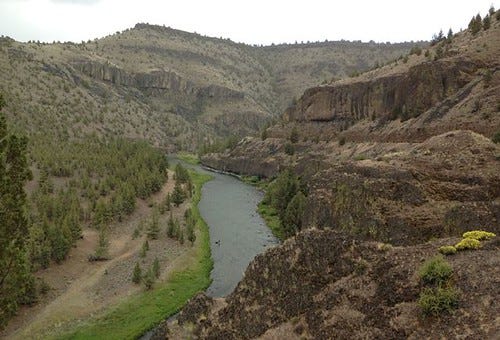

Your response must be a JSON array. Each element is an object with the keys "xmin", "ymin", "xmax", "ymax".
[
  {"xmin": 257, "ymin": 201, "xmax": 285, "ymax": 241},
  {"xmin": 177, "ymin": 152, "xmax": 200, "ymax": 165},
  {"xmin": 55, "ymin": 171, "xmax": 213, "ymax": 340}
]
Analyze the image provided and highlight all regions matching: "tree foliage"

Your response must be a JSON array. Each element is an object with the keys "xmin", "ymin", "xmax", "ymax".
[
  {"xmin": 263, "ymin": 169, "xmax": 307, "ymax": 237},
  {"xmin": 0, "ymin": 95, "xmax": 34, "ymax": 329}
]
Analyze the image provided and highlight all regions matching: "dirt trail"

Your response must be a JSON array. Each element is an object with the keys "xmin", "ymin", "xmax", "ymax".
[{"xmin": 2, "ymin": 170, "xmax": 192, "ymax": 339}]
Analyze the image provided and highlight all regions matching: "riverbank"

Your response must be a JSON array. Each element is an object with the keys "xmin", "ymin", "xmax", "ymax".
[{"xmin": 49, "ymin": 171, "xmax": 213, "ymax": 340}]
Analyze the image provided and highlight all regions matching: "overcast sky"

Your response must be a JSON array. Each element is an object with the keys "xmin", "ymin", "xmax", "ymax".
[{"xmin": 0, "ymin": 0, "xmax": 498, "ymax": 45}]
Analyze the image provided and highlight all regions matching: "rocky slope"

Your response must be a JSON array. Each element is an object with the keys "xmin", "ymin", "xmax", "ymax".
[
  {"xmin": 156, "ymin": 230, "xmax": 499, "ymax": 339},
  {"xmin": 0, "ymin": 25, "xmax": 417, "ymax": 150},
  {"xmin": 202, "ymin": 13, "xmax": 500, "ymax": 245}
]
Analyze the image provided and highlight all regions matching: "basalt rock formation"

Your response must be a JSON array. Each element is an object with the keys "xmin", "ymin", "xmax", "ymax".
[
  {"xmin": 0, "ymin": 25, "xmax": 416, "ymax": 150},
  {"xmin": 166, "ymin": 230, "xmax": 500, "ymax": 339},
  {"xmin": 202, "ymin": 13, "xmax": 500, "ymax": 245}
]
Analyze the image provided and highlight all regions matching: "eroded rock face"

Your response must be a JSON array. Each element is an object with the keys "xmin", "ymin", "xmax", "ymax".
[
  {"xmin": 73, "ymin": 60, "xmax": 244, "ymax": 101},
  {"xmin": 284, "ymin": 59, "xmax": 479, "ymax": 124},
  {"xmin": 203, "ymin": 130, "xmax": 500, "ymax": 245},
  {"xmin": 172, "ymin": 229, "xmax": 499, "ymax": 339}
]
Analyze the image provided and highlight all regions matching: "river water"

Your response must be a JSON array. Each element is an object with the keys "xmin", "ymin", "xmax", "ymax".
[{"xmin": 174, "ymin": 160, "xmax": 279, "ymax": 297}]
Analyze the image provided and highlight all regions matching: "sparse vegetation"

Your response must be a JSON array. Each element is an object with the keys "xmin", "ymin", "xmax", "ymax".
[
  {"xmin": 418, "ymin": 256, "xmax": 458, "ymax": 316},
  {"xmin": 58, "ymin": 171, "xmax": 213, "ymax": 339}
]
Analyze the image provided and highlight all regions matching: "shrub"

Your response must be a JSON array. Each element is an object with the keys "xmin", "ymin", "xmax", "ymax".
[
  {"xmin": 284, "ymin": 143, "xmax": 295, "ymax": 155},
  {"xmin": 455, "ymin": 238, "xmax": 481, "ymax": 251},
  {"xmin": 418, "ymin": 287, "xmax": 459, "ymax": 316},
  {"xmin": 493, "ymin": 131, "xmax": 500, "ymax": 144},
  {"xmin": 438, "ymin": 245, "xmax": 457, "ymax": 256},
  {"xmin": 462, "ymin": 230, "xmax": 496, "ymax": 241},
  {"xmin": 289, "ymin": 126, "xmax": 299, "ymax": 143},
  {"xmin": 418, "ymin": 255, "xmax": 453, "ymax": 285},
  {"xmin": 338, "ymin": 137, "xmax": 346, "ymax": 146}
]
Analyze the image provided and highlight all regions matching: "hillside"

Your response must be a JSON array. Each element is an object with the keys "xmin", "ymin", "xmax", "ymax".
[
  {"xmin": 202, "ymin": 11, "xmax": 500, "ymax": 244},
  {"xmin": 157, "ymin": 10, "xmax": 500, "ymax": 339},
  {"xmin": 0, "ymin": 24, "xmax": 417, "ymax": 150}
]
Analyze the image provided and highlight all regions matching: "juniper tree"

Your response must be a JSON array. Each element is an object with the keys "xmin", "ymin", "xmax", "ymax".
[
  {"xmin": 152, "ymin": 257, "xmax": 160, "ymax": 278},
  {"xmin": 132, "ymin": 262, "xmax": 142, "ymax": 284},
  {"xmin": 0, "ymin": 94, "xmax": 34, "ymax": 328},
  {"xmin": 172, "ymin": 181, "xmax": 185, "ymax": 207},
  {"xmin": 146, "ymin": 207, "xmax": 160, "ymax": 240}
]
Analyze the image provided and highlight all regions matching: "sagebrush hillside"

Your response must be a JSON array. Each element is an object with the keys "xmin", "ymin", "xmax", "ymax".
[
  {"xmin": 0, "ymin": 24, "xmax": 419, "ymax": 150},
  {"xmin": 202, "ymin": 10, "xmax": 500, "ymax": 243}
]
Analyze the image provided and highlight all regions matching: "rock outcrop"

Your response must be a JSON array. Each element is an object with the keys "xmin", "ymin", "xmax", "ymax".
[{"xmin": 169, "ymin": 229, "xmax": 500, "ymax": 339}]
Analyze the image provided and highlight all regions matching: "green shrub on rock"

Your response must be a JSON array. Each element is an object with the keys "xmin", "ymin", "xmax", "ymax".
[
  {"xmin": 418, "ymin": 287, "xmax": 459, "ymax": 316},
  {"xmin": 418, "ymin": 255, "xmax": 453, "ymax": 286},
  {"xmin": 462, "ymin": 230, "xmax": 496, "ymax": 241},
  {"xmin": 455, "ymin": 238, "xmax": 481, "ymax": 251},
  {"xmin": 438, "ymin": 245, "xmax": 457, "ymax": 256}
]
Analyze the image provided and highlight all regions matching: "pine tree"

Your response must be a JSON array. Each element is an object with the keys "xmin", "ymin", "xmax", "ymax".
[
  {"xmin": 139, "ymin": 240, "xmax": 149, "ymax": 258},
  {"xmin": 483, "ymin": 15, "xmax": 491, "ymax": 30},
  {"xmin": 93, "ymin": 224, "xmax": 110, "ymax": 260},
  {"xmin": 146, "ymin": 207, "xmax": 160, "ymax": 240},
  {"xmin": 283, "ymin": 192, "xmax": 307, "ymax": 237},
  {"xmin": 179, "ymin": 229, "xmax": 185, "ymax": 245},
  {"xmin": 152, "ymin": 257, "xmax": 160, "ymax": 278},
  {"xmin": 142, "ymin": 268, "xmax": 155, "ymax": 290},
  {"xmin": 132, "ymin": 262, "xmax": 142, "ymax": 284},
  {"xmin": 289, "ymin": 126, "xmax": 299, "ymax": 143},
  {"xmin": 0, "ymin": 95, "xmax": 34, "ymax": 328},
  {"xmin": 167, "ymin": 212, "xmax": 175, "ymax": 238},
  {"xmin": 172, "ymin": 181, "xmax": 185, "ymax": 207}
]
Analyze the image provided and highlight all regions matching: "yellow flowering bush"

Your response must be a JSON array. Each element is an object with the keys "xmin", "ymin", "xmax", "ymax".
[{"xmin": 462, "ymin": 230, "xmax": 496, "ymax": 241}]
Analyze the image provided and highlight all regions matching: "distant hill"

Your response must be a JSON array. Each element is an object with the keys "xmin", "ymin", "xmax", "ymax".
[{"xmin": 0, "ymin": 24, "xmax": 419, "ymax": 150}]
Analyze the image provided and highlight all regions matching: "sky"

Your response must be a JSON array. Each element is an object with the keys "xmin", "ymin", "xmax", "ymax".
[{"xmin": 0, "ymin": 0, "xmax": 498, "ymax": 45}]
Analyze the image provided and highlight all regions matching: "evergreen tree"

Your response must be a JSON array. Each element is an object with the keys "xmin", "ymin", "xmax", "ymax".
[
  {"xmin": 282, "ymin": 192, "xmax": 307, "ymax": 237},
  {"xmin": 483, "ymin": 15, "xmax": 491, "ymax": 30},
  {"xmin": 172, "ymin": 181, "xmax": 185, "ymax": 207},
  {"xmin": 146, "ymin": 207, "xmax": 160, "ymax": 240},
  {"xmin": 179, "ymin": 229, "xmax": 185, "ymax": 245},
  {"xmin": 0, "ymin": 95, "xmax": 34, "ymax": 328},
  {"xmin": 142, "ymin": 268, "xmax": 155, "ymax": 290},
  {"xmin": 139, "ymin": 241, "xmax": 147, "ymax": 258},
  {"xmin": 93, "ymin": 224, "xmax": 109, "ymax": 260},
  {"xmin": 469, "ymin": 14, "xmax": 482, "ymax": 35},
  {"xmin": 167, "ymin": 212, "xmax": 175, "ymax": 238},
  {"xmin": 132, "ymin": 262, "xmax": 142, "ymax": 284},
  {"xmin": 152, "ymin": 257, "xmax": 160, "ymax": 278},
  {"xmin": 174, "ymin": 163, "xmax": 189, "ymax": 183},
  {"xmin": 187, "ymin": 221, "xmax": 196, "ymax": 245},
  {"xmin": 446, "ymin": 28, "xmax": 453, "ymax": 41},
  {"xmin": 289, "ymin": 126, "xmax": 299, "ymax": 143}
]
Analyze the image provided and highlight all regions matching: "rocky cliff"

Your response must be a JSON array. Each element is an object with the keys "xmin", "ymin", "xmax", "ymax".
[
  {"xmin": 0, "ymin": 24, "xmax": 417, "ymax": 150},
  {"xmin": 161, "ymin": 230, "xmax": 499, "ymax": 339},
  {"xmin": 202, "ymin": 12, "xmax": 500, "ymax": 245}
]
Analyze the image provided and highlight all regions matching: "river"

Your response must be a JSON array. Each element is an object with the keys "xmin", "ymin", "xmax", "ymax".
[{"xmin": 174, "ymin": 160, "xmax": 279, "ymax": 297}]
